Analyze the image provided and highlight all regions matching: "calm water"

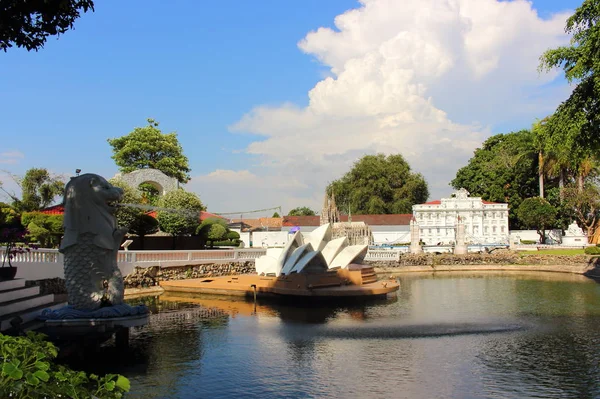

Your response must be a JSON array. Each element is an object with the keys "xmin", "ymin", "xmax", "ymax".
[{"xmin": 76, "ymin": 272, "xmax": 600, "ymax": 399}]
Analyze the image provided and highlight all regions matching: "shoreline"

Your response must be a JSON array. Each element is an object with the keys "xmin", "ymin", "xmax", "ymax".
[
  {"xmin": 122, "ymin": 262, "xmax": 600, "ymax": 298},
  {"xmin": 373, "ymin": 263, "xmax": 597, "ymax": 276}
]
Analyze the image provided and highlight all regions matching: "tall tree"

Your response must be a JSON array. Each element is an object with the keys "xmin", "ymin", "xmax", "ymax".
[
  {"xmin": 451, "ymin": 130, "xmax": 539, "ymax": 229},
  {"xmin": 108, "ymin": 119, "xmax": 192, "ymax": 184},
  {"xmin": 1, "ymin": 0, "xmax": 94, "ymax": 52},
  {"xmin": 516, "ymin": 197, "xmax": 557, "ymax": 244},
  {"xmin": 562, "ymin": 184, "xmax": 600, "ymax": 242},
  {"xmin": 329, "ymin": 153, "xmax": 428, "ymax": 215},
  {"xmin": 539, "ymin": 0, "xmax": 600, "ymax": 160},
  {"xmin": 288, "ymin": 207, "xmax": 316, "ymax": 216},
  {"xmin": 16, "ymin": 168, "xmax": 64, "ymax": 212}
]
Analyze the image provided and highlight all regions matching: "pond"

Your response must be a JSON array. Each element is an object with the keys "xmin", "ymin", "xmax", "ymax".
[{"xmin": 70, "ymin": 272, "xmax": 600, "ymax": 399}]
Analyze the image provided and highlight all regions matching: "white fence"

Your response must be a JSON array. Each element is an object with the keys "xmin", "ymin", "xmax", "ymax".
[{"xmin": 1, "ymin": 248, "xmax": 268, "ymax": 280}]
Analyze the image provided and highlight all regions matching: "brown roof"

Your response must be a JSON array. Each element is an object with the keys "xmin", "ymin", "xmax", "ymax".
[
  {"xmin": 282, "ymin": 214, "xmax": 412, "ymax": 227},
  {"xmin": 282, "ymin": 215, "xmax": 320, "ymax": 226},
  {"xmin": 230, "ymin": 217, "xmax": 282, "ymax": 229},
  {"xmin": 347, "ymin": 214, "xmax": 412, "ymax": 226}
]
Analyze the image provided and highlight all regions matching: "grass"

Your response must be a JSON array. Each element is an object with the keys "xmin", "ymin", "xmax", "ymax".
[{"xmin": 518, "ymin": 248, "xmax": 586, "ymax": 256}]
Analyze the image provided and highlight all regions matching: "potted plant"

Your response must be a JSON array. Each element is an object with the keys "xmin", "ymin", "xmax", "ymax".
[{"xmin": 0, "ymin": 226, "xmax": 31, "ymax": 281}]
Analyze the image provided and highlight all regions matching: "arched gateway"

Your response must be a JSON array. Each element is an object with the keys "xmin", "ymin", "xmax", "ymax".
[{"xmin": 114, "ymin": 168, "xmax": 179, "ymax": 195}]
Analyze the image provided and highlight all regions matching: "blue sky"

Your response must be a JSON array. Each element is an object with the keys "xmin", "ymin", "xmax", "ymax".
[{"xmin": 0, "ymin": 0, "xmax": 584, "ymax": 215}]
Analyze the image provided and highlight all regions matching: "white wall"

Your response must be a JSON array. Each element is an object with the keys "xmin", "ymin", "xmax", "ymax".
[
  {"xmin": 509, "ymin": 230, "xmax": 562, "ymax": 244},
  {"xmin": 372, "ymin": 231, "xmax": 411, "ymax": 245},
  {"xmin": 252, "ymin": 231, "xmax": 291, "ymax": 248}
]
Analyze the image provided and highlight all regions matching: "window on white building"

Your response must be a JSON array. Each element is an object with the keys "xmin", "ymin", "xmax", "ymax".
[{"xmin": 493, "ymin": 226, "xmax": 497, "ymax": 233}]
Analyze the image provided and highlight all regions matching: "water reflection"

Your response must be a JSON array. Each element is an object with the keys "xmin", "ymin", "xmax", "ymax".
[{"xmin": 64, "ymin": 272, "xmax": 600, "ymax": 399}]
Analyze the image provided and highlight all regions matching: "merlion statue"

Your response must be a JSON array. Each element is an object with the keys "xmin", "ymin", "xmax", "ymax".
[{"xmin": 59, "ymin": 174, "xmax": 128, "ymax": 310}]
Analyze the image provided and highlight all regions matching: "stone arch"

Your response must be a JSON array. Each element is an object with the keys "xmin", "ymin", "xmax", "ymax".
[{"xmin": 114, "ymin": 169, "xmax": 179, "ymax": 196}]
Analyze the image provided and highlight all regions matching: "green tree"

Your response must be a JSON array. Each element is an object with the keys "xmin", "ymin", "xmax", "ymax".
[
  {"xmin": 288, "ymin": 207, "xmax": 316, "ymax": 216},
  {"xmin": 16, "ymin": 168, "xmax": 65, "ymax": 212},
  {"xmin": 109, "ymin": 178, "xmax": 145, "ymax": 229},
  {"xmin": 451, "ymin": 130, "xmax": 539, "ymax": 228},
  {"xmin": 107, "ymin": 119, "xmax": 191, "ymax": 184},
  {"xmin": 0, "ymin": 202, "xmax": 19, "ymax": 227},
  {"xmin": 562, "ymin": 184, "xmax": 600, "ymax": 242},
  {"xmin": 197, "ymin": 218, "xmax": 229, "ymax": 248},
  {"xmin": 157, "ymin": 190, "xmax": 204, "ymax": 247},
  {"xmin": 539, "ymin": 0, "xmax": 600, "ymax": 165},
  {"xmin": 329, "ymin": 153, "xmax": 428, "ymax": 215},
  {"xmin": 129, "ymin": 214, "xmax": 159, "ymax": 250},
  {"xmin": 516, "ymin": 197, "xmax": 558, "ymax": 243},
  {"xmin": 272, "ymin": 211, "xmax": 280, "ymax": 218},
  {"xmin": 20, "ymin": 212, "xmax": 64, "ymax": 248},
  {"xmin": 0, "ymin": 0, "xmax": 94, "ymax": 52},
  {"xmin": 138, "ymin": 182, "xmax": 160, "ymax": 205}
]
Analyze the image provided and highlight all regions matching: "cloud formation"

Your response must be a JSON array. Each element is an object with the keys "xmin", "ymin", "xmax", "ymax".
[
  {"xmin": 199, "ymin": 0, "xmax": 572, "ymax": 213},
  {"xmin": 0, "ymin": 151, "xmax": 24, "ymax": 165}
]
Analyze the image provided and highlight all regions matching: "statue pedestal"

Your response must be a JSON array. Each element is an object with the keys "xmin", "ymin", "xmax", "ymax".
[
  {"xmin": 562, "ymin": 222, "xmax": 587, "ymax": 246},
  {"xmin": 43, "ymin": 314, "xmax": 148, "ymax": 349}
]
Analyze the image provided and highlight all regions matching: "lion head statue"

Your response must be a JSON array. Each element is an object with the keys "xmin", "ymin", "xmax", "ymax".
[{"xmin": 59, "ymin": 174, "xmax": 124, "ymax": 252}]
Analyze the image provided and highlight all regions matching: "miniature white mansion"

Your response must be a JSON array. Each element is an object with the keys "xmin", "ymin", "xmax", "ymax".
[{"xmin": 412, "ymin": 188, "xmax": 509, "ymax": 245}]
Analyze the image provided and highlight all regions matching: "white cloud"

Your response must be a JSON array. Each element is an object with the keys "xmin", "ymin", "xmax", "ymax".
[
  {"xmin": 224, "ymin": 0, "xmax": 572, "ymax": 211},
  {"xmin": 0, "ymin": 151, "xmax": 24, "ymax": 165}
]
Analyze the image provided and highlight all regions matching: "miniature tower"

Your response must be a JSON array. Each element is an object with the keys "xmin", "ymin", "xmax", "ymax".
[
  {"xmin": 410, "ymin": 216, "xmax": 423, "ymax": 254},
  {"xmin": 454, "ymin": 215, "xmax": 468, "ymax": 254},
  {"xmin": 320, "ymin": 190, "xmax": 340, "ymax": 226}
]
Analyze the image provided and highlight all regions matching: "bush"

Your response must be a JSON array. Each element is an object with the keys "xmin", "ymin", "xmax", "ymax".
[
  {"xmin": 0, "ymin": 332, "xmax": 130, "ymax": 398},
  {"xmin": 212, "ymin": 240, "xmax": 240, "ymax": 247},
  {"xmin": 226, "ymin": 231, "xmax": 240, "ymax": 240},
  {"xmin": 584, "ymin": 246, "xmax": 600, "ymax": 255},
  {"xmin": 520, "ymin": 240, "xmax": 537, "ymax": 245}
]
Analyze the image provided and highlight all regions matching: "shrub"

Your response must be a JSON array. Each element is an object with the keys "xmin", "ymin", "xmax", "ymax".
[
  {"xmin": 584, "ymin": 246, "xmax": 600, "ymax": 255},
  {"xmin": 520, "ymin": 240, "xmax": 537, "ymax": 245},
  {"xmin": 226, "ymin": 231, "xmax": 240, "ymax": 240},
  {"xmin": 0, "ymin": 332, "xmax": 130, "ymax": 398}
]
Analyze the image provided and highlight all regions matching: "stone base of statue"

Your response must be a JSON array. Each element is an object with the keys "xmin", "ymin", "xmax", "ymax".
[
  {"xmin": 38, "ymin": 304, "xmax": 149, "ymax": 349},
  {"xmin": 562, "ymin": 222, "xmax": 587, "ymax": 246},
  {"xmin": 454, "ymin": 220, "xmax": 468, "ymax": 255}
]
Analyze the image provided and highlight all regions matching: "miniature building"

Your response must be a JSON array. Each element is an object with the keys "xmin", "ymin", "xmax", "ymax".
[
  {"xmin": 321, "ymin": 191, "xmax": 373, "ymax": 246},
  {"xmin": 412, "ymin": 188, "xmax": 509, "ymax": 245}
]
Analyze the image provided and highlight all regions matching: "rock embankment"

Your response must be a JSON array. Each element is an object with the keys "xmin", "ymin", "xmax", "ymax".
[
  {"xmin": 368, "ymin": 252, "xmax": 600, "ymax": 275},
  {"xmin": 123, "ymin": 261, "xmax": 255, "ymax": 289}
]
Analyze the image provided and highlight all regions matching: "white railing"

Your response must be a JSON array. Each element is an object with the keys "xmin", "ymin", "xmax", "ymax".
[
  {"xmin": 364, "ymin": 249, "xmax": 402, "ymax": 261},
  {"xmin": 1, "ymin": 248, "xmax": 61, "ymax": 263},
  {"xmin": 1, "ymin": 248, "xmax": 268, "ymax": 265}
]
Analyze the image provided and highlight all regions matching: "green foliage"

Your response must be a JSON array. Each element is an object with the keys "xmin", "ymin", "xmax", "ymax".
[
  {"xmin": 517, "ymin": 197, "xmax": 557, "ymax": 243},
  {"xmin": 156, "ymin": 190, "xmax": 204, "ymax": 236},
  {"xmin": 272, "ymin": 212, "xmax": 280, "ymax": 218},
  {"xmin": 0, "ymin": 0, "xmax": 94, "ymax": 52},
  {"xmin": 562, "ymin": 184, "xmax": 600, "ymax": 240},
  {"xmin": 129, "ymin": 214, "xmax": 159, "ymax": 237},
  {"xmin": 584, "ymin": 246, "xmax": 600, "ymax": 255},
  {"xmin": 138, "ymin": 182, "xmax": 160, "ymax": 205},
  {"xmin": 226, "ymin": 230, "xmax": 240, "ymax": 240},
  {"xmin": 109, "ymin": 178, "xmax": 146, "ymax": 229},
  {"xmin": 538, "ymin": 0, "xmax": 600, "ymax": 155},
  {"xmin": 20, "ymin": 212, "xmax": 63, "ymax": 248},
  {"xmin": 451, "ymin": 130, "xmax": 539, "ymax": 228},
  {"xmin": 108, "ymin": 119, "xmax": 191, "ymax": 184},
  {"xmin": 329, "ymin": 153, "xmax": 429, "ymax": 215},
  {"xmin": 208, "ymin": 224, "xmax": 227, "ymax": 241},
  {"xmin": 287, "ymin": 207, "xmax": 316, "ymax": 216},
  {"xmin": 197, "ymin": 218, "xmax": 230, "ymax": 247},
  {"xmin": 0, "ymin": 203, "xmax": 19, "ymax": 227},
  {"xmin": 15, "ymin": 168, "xmax": 64, "ymax": 212},
  {"xmin": 0, "ymin": 331, "xmax": 129, "ymax": 398},
  {"xmin": 520, "ymin": 240, "xmax": 538, "ymax": 245}
]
